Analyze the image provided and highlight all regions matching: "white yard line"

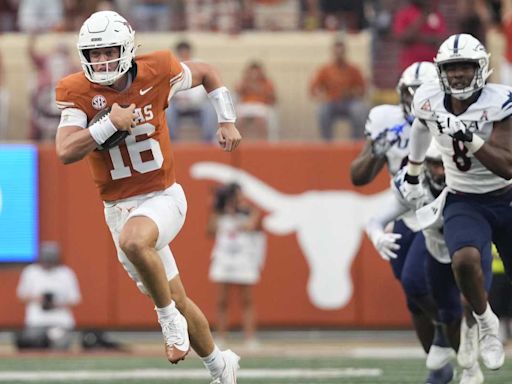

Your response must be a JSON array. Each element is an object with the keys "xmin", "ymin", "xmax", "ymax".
[
  {"xmin": 0, "ymin": 368, "xmax": 382, "ymax": 381},
  {"xmin": 350, "ymin": 346, "xmax": 425, "ymax": 359}
]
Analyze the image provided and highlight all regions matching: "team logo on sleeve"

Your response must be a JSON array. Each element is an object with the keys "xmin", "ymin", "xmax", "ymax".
[
  {"xmin": 92, "ymin": 95, "xmax": 107, "ymax": 110},
  {"xmin": 420, "ymin": 100, "xmax": 431, "ymax": 111},
  {"xmin": 501, "ymin": 91, "xmax": 512, "ymax": 111}
]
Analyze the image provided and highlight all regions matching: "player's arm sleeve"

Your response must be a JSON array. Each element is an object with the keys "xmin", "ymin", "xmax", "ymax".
[
  {"xmin": 365, "ymin": 193, "xmax": 409, "ymax": 241},
  {"xmin": 408, "ymin": 118, "xmax": 432, "ymax": 163},
  {"xmin": 55, "ymin": 81, "xmax": 87, "ymax": 129},
  {"xmin": 168, "ymin": 62, "xmax": 192, "ymax": 101},
  {"xmin": 58, "ymin": 108, "xmax": 88, "ymax": 129},
  {"xmin": 364, "ymin": 107, "xmax": 381, "ymax": 139}
]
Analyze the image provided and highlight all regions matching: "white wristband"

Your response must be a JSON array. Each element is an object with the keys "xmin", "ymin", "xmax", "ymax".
[
  {"xmin": 407, "ymin": 161, "xmax": 423, "ymax": 176},
  {"xmin": 207, "ymin": 86, "xmax": 236, "ymax": 123},
  {"xmin": 88, "ymin": 116, "xmax": 117, "ymax": 145},
  {"xmin": 466, "ymin": 134, "xmax": 485, "ymax": 153}
]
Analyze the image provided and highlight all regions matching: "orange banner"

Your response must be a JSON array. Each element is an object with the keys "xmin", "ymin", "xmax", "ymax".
[{"xmin": 0, "ymin": 143, "xmax": 410, "ymax": 329}]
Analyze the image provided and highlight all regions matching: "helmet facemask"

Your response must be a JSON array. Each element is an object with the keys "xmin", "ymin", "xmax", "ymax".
[
  {"xmin": 396, "ymin": 61, "xmax": 438, "ymax": 120},
  {"xmin": 398, "ymin": 84, "xmax": 420, "ymax": 117},
  {"xmin": 434, "ymin": 34, "xmax": 491, "ymax": 100},
  {"xmin": 437, "ymin": 59, "xmax": 488, "ymax": 100},
  {"xmin": 77, "ymin": 11, "xmax": 136, "ymax": 86}
]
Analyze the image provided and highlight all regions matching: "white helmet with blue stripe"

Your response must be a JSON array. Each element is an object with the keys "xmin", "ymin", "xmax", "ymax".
[
  {"xmin": 434, "ymin": 33, "xmax": 491, "ymax": 100},
  {"xmin": 397, "ymin": 61, "xmax": 438, "ymax": 117}
]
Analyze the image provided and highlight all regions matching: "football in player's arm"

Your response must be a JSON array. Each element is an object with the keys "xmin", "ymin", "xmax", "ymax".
[{"xmin": 54, "ymin": 11, "xmax": 241, "ymax": 384}]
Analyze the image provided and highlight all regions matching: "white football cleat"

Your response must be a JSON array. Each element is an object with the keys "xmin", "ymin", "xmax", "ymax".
[
  {"xmin": 476, "ymin": 310, "xmax": 504, "ymax": 370},
  {"xmin": 424, "ymin": 362, "xmax": 454, "ymax": 384},
  {"xmin": 459, "ymin": 362, "xmax": 484, "ymax": 384},
  {"xmin": 458, "ymin": 317, "xmax": 478, "ymax": 369},
  {"xmin": 426, "ymin": 345, "xmax": 456, "ymax": 370},
  {"xmin": 210, "ymin": 349, "xmax": 240, "ymax": 384},
  {"xmin": 479, "ymin": 333, "xmax": 504, "ymax": 370},
  {"xmin": 159, "ymin": 312, "xmax": 190, "ymax": 364}
]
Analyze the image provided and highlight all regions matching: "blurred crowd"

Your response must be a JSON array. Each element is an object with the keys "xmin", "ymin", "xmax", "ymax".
[
  {"xmin": 0, "ymin": 0, "xmax": 501, "ymax": 35},
  {"xmin": 1, "ymin": 0, "xmax": 512, "ymax": 142},
  {"xmin": 0, "ymin": 0, "xmax": 369, "ymax": 34}
]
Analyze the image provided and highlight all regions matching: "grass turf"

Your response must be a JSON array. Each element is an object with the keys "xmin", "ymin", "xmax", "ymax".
[{"xmin": 0, "ymin": 354, "xmax": 509, "ymax": 383}]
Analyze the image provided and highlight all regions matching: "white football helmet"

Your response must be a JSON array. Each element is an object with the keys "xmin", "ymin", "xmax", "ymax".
[
  {"xmin": 424, "ymin": 141, "xmax": 445, "ymax": 192},
  {"xmin": 396, "ymin": 61, "xmax": 438, "ymax": 117},
  {"xmin": 434, "ymin": 33, "xmax": 491, "ymax": 100},
  {"xmin": 77, "ymin": 11, "xmax": 136, "ymax": 85}
]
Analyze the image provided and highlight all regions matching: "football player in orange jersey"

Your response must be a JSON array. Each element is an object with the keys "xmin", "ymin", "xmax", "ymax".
[{"xmin": 54, "ymin": 11, "xmax": 241, "ymax": 384}]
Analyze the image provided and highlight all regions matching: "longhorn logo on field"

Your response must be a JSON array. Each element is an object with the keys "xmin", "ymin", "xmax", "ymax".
[{"xmin": 191, "ymin": 162, "xmax": 392, "ymax": 310}]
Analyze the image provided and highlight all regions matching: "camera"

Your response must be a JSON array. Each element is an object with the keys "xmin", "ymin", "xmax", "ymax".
[{"xmin": 41, "ymin": 292, "xmax": 55, "ymax": 311}]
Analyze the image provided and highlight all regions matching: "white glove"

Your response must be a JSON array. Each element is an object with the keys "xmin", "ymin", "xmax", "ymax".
[
  {"xmin": 436, "ymin": 113, "xmax": 472, "ymax": 141},
  {"xmin": 400, "ymin": 180, "xmax": 425, "ymax": 206},
  {"xmin": 396, "ymin": 171, "xmax": 426, "ymax": 207},
  {"xmin": 372, "ymin": 232, "xmax": 402, "ymax": 261}
]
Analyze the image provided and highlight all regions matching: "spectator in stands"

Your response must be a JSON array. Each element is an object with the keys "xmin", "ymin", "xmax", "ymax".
[
  {"xmin": 61, "ymin": 0, "xmax": 125, "ymax": 31},
  {"xmin": 252, "ymin": 0, "xmax": 298, "ymax": 31},
  {"xmin": 489, "ymin": 0, "xmax": 502, "ymax": 25},
  {"xmin": 28, "ymin": 35, "xmax": 77, "ymax": 140},
  {"xmin": 319, "ymin": 0, "xmax": 366, "ymax": 32},
  {"xmin": 0, "ymin": 0, "xmax": 18, "ymax": 31},
  {"xmin": 165, "ymin": 40, "xmax": 217, "ymax": 142},
  {"xmin": 185, "ymin": 0, "xmax": 243, "ymax": 33},
  {"xmin": 15, "ymin": 242, "xmax": 81, "ymax": 350},
  {"xmin": 309, "ymin": 39, "xmax": 368, "ymax": 140},
  {"xmin": 130, "ymin": 0, "xmax": 173, "ymax": 32},
  {"xmin": 17, "ymin": 0, "xmax": 65, "ymax": 32},
  {"xmin": 299, "ymin": 0, "xmax": 321, "ymax": 30},
  {"xmin": 208, "ymin": 183, "xmax": 266, "ymax": 349},
  {"xmin": 457, "ymin": 0, "xmax": 492, "ymax": 44},
  {"xmin": 96, "ymin": 0, "xmax": 117, "ymax": 11},
  {"xmin": 392, "ymin": 0, "xmax": 446, "ymax": 70},
  {"xmin": 235, "ymin": 61, "xmax": 278, "ymax": 141},
  {"xmin": 365, "ymin": 0, "xmax": 395, "ymax": 36}
]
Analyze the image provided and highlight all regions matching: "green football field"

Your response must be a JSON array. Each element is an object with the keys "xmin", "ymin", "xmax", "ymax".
[
  {"xmin": 0, "ymin": 330, "xmax": 510, "ymax": 384},
  {"xmin": 0, "ymin": 353, "xmax": 510, "ymax": 384}
]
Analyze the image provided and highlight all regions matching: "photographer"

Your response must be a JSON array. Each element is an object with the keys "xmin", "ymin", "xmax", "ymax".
[
  {"xmin": 15, "ymin": 242, "xmax": 81, "ymax": 350},
  {"xmin": 207, "ymin": 183, "xmax": 266, "ymax": 348}
]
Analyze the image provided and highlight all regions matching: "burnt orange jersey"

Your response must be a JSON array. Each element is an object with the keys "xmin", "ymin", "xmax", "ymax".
[{"xmin": 56, "ymin": 50, "xmax": 183, "ymax": 201}]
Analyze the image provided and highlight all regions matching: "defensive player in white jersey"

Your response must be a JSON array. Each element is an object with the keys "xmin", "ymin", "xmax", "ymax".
[
  {"xmin": 367, "ymin": 143, "xmax": 485, "ymax": 384},
  {"xmin": 352, "ymin": 63, "xmax": 456, "ymax": 383},
  {"xmin": 351, "ymin": 61, "xmax": 437, "ymax": 183},
  {"xmin": 401, "ymin": 33, "xmax": 512, "ymax": 372}
]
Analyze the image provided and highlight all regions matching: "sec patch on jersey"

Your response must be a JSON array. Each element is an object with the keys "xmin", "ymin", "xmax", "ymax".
[{"xmin": 88, "ymin": 106, "xmax": 130, "ymax": 151}]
